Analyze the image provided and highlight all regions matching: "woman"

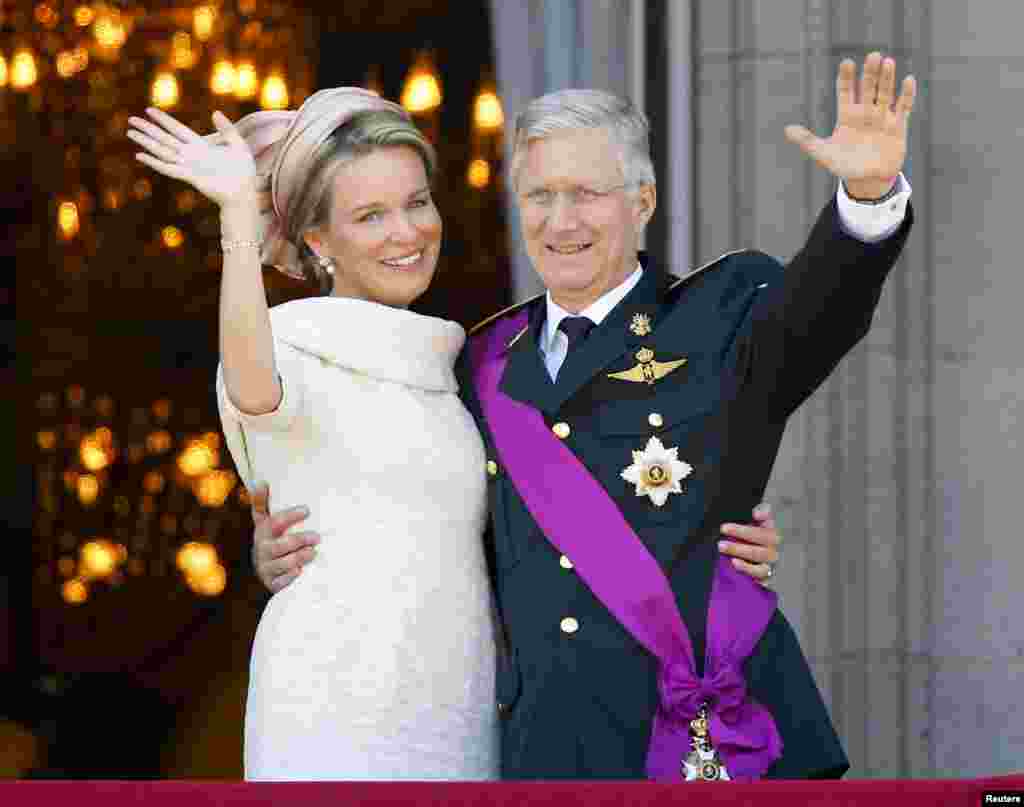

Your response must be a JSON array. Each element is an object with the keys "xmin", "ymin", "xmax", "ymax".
[{"xmin": 126, "ymin": 87, "xmax": 781, "ymax": 781}]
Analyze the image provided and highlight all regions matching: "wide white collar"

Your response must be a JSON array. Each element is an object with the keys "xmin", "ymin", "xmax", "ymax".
[{"xmin": 269, "ymin": 296, "xmax": 464, "ymax": 393}]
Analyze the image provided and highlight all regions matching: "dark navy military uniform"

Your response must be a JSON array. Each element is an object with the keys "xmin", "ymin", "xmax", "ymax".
[{"xmin": 457, "ymin": 199, "xmax": 913, "ymax": 779}]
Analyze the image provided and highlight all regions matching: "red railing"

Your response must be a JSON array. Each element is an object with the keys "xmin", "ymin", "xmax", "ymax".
[{"xmin": 1, "ymin": 776, "xmax": 1022, "ymax": 806}]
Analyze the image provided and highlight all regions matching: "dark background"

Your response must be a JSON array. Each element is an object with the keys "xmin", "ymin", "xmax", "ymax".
[{"xmin": 5, "ymin": 0, "xmax": 507, "ymax": 778}]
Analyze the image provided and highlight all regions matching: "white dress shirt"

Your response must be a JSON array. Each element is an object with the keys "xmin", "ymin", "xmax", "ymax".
[{"xmin": 540, "ymin": 175, "xmax": 912, "ymax": 380}]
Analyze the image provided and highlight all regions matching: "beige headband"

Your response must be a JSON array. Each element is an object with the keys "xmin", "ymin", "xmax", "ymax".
[{"xmin": 228, "ymin": 87, "xmax": 409, "ymax": 279}]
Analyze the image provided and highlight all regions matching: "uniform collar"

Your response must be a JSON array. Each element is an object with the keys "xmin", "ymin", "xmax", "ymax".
[{"xmin": 541, "ymin": 263, "xmax": 644, "ymax": 355}]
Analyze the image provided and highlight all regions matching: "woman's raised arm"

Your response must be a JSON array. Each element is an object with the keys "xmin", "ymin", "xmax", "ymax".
[{"xmin": 127, "ymin": 108, "xmax": 281, "ymax": 414}]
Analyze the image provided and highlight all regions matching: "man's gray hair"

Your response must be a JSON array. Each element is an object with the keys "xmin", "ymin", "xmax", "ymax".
[{"xmin": 510, "ymin": 88, "xmax": 656, "ymax": 190}]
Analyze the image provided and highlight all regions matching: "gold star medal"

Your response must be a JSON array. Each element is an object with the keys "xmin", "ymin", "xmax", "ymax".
[
  {"xmin": 620, "ymin": 436, "xmax": 692, "ymax": 507},
  {"xmin": 630, "ymin": 313, "xmax": 652, "ymax": 336}
]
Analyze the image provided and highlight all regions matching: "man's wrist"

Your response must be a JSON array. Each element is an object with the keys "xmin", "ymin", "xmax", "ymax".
[{"xmin": 843, "ymin": 176, "xmax": 900, "ymax": 203}]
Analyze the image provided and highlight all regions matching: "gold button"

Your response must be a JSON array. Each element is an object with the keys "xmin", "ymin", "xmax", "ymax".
[
  {"xmin": 559, "ymin": 555, "xmax": 574, "ymax": 570},
  {"xmin": 552, "ymin": 422, "xmax": 571, "ymax": 439},
  {"xmin": 560, "ymin": 617, "xmax": 579, "ymax": 634},
  {"xmin": 486, "ymin": 460, "xmax": 498, "ymax": 476},
  {"xmin": 648, "ymin": 412, "xmax": 664, "ymax": 428}
]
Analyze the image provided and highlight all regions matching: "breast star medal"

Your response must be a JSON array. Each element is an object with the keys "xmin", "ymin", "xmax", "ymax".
[
  {"xmin": 608, "ymin": 348, "xmax": 688, "ymax": 385},
  {"xmin": 682, "ymin": 706, "xmax": 731, "ymax": 782},
  {"xmin": 629, "ymin": 313, "xmax": 652, "ymax": 336},
  {"xmin": 620, "ymin": 436, "xmax": 692, "ymax": 507}
]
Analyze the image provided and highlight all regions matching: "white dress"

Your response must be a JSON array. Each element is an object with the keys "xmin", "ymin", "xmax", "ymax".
[{"xmin": 216, "ymin": 297, "xmax": 498, "ymax": 781}]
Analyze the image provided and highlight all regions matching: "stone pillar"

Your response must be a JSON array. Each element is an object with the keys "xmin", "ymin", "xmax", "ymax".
[{"xmin": 692, "ymin": 0, "xmax": 938, "ymax": 777}]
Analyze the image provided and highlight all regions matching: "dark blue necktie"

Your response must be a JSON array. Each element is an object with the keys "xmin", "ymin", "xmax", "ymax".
[{"xmin": 558, "ymin": 316, "xmax": 595, "ymax": 351}]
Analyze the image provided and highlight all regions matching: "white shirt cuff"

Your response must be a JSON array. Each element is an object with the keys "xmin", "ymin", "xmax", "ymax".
[{"xmin": 836, "ymin": 173, "xmax": 912, "ymax": 243}]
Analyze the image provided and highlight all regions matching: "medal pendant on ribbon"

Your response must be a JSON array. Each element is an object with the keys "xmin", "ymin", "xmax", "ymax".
[
  {"xmin": 620, "ymin": 436, "xmax": 692, "ymax": 507},
  {"xmin": 682, "ymin": 706, "xmax": 731, "ymax": 782}
]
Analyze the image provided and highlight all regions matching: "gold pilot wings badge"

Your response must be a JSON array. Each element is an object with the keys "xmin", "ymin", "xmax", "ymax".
[{"xmin": 608, "ymin": 348, "xmax": 687, "ymax": 385}]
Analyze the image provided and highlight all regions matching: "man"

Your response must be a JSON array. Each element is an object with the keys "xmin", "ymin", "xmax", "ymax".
[{"xmin": 251, "ymin": 52, "xmax": 914, "ymax": 780}]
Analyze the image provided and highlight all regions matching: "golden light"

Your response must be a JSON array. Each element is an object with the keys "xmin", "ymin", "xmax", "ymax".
[
  {"xmin": 58, "ymin": 201, "xmax": 80, "ymax": 240},
  {"xmin": 93, "ymin": 12, "xmax": 128, "ymax": 49},
  {"xmin": 195, "ymin": 470, "xmax": 237, "ymax": 507},
  {"xmin": 473, "ymin": 90, "xmax": 504, "ymax": 132},
  {"xmin": 193, "ymin": 5, "xmax": 216, "ymax": 41},
  {"xmin": 467, "ymin": 159, "xmax": 491, "ymax": 190},
  {"xmin": 57, "ymin": 557, "xmax": 76, "ymax": 578},
  {"xmin": 0, "ymin": 55, "xmax": 7, "ymax": 88},
  {"xmin": 241, "ymin": 20, "xmax": 262, "ymax": 44},
  {"xmin": 34, "ymin": 4, "xmax": 59, "ymax": 28},
  {"xmin": 234, "ymin": 60, "xmax": 258, "ymax": 100},
  {"xmin": 102, "ymin": 189, "xmax": 121, "ymax": 210},
  {"xmin": 176, "ymin": 541, "xmax": 218, "ymax": 576},
  {"xmin": 151, "ymin": 72, "xmax": 179, "ymax": 109},
  {"xmin": 72, "ymin": 46, "xmax": 89, "ymax": 73},
  {"xmin": 177, "ymin": 439, "xmax": 217, "ymax": 476},
  {"xmin": 400, "ymin": 55, "xmax": 442, "ymax": 114},
  {"xmin": 77, "ymin": 474, "xmax": 100, "ymax": 506},
  {"xmin": 187, "ymin": 563, "xmax": 227, "ymax": 597},
  {"xmin": 63, "ymin": 470, "xmax": 79, "ymax": 493},
  {"xmin": 146, "ymin": 430, "xmax": 173, "ymax": 455},
  {"xmin": 201, "ymin": 431, "xmax": 222, "ymax": 450},
  {"xmin": 11, "ymin": 49, "xmax": 39, "ymax": 90},
  {"xmin": 162, "ymin": 225, "xmax": 185, "ymax": 249},
  {"xmin": 56, "ymin": 51, "xmax": 78, "ymax": 79},
  {"xmin": 260, "ymin": 73, "xmax": 289, "ymax": 110},
  {"xmin": 62, "ymin": 579, "xmax": 89, "ymax": 605},
  {"xmin": 210, "ymin": 59, "xmax": 235, "ymax": 95},
  {"xmin": 152, "ymin": 398, "xmax": 172, "ymax": 421},
  {"xmin": 143, "ymin": 471, "xmax": 165, "ymax": 494},
  {"xmin": 79, "ymin": 429, "xmax": 115, "ymax": 471},
  {"xmin": 37, "ymin": 430, "xmax": 57, "ymax": 451},
  {"xmin": 79, "ymin": 540, "xmax": 118, "ymax": 579},
  {"xmin": 171, "ymin": 32, "xmax": 197, "ymax": 70},
  {"xmin": 132, "ymin": 178, "xmax": 152, "ymax": 200},
  {"xmin": 73, "ymin": 5, "xmax": 95, "ymax": 26}
]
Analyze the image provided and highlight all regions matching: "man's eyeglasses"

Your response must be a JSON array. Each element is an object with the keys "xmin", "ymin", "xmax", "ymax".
[{"xmin": 519, "ymin": 182, "xmax": 635, "ymax": 212}]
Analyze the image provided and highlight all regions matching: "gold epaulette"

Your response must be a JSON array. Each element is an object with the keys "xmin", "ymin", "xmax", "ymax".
[
  {"xmin": 668, "ymin": 249, "xmax": 750, "ymax": 292},
  {"xmin": 468, "ymin": 292, "xmax": 545, "ymax": 336}
]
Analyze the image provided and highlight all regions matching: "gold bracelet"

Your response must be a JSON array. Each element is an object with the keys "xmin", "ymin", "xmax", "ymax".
[{"xmin": 221, "ymin": 238, "xmax": 261, "ymax": 254}]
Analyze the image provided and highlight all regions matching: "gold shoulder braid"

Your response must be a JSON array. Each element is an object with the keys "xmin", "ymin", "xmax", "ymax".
[{"xmin": 468, "ymin": 292, "xmax": 545, "ymax": 336}]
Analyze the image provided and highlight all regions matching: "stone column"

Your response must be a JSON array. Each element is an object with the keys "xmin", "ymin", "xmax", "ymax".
[{"xmin": 692, "ymin": 0, "xmax": 939, "ymax": 777}]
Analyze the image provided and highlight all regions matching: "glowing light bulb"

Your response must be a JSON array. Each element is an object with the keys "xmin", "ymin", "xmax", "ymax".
[
  {"xmin": 401, "ymin": 57, "xmax": 442, "ymax": 114},
  {"xmin": 234, "ymin": 61, "xmax": 258, "ymax": 100},
  {"xmin": 467, "ymin": 159, "xmax": 491, "ymax": 189},
  {"xmin": 473, "ymin": 90, "xmax": 504, "ymax": 132},
  {"xmin": 58, "ymin": 201, "xmax": 80, "ymax": 240},
  {"xmin": 151, "ymin": 72, "xmax": 179, "ymax": 109},
  {"xmin": 260, "ymin": 74, "xmax": 288, "ymax": 110},
  {"xmin": 210, "ymin": 60, "xmax": 236, "ymax": 95},
  {"xmin": 11, "ymin": 49, "xmax": 39, "ymax": 90}
]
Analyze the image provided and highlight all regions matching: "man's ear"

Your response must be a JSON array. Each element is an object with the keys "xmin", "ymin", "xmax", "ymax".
[{"xmin": 635, "ymin": 183, "xmax": 656, "ymax": 230}]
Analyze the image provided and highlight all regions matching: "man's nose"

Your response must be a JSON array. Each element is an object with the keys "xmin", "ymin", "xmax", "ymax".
[{"xmin": 546, "ymin": 192, "xmax": 580, "ymax": 230}]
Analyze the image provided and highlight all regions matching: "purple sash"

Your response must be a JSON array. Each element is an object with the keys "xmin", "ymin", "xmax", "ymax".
[{"xmin": 469, "ymin": 310, "xmax": 783, "ymax": 781}]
